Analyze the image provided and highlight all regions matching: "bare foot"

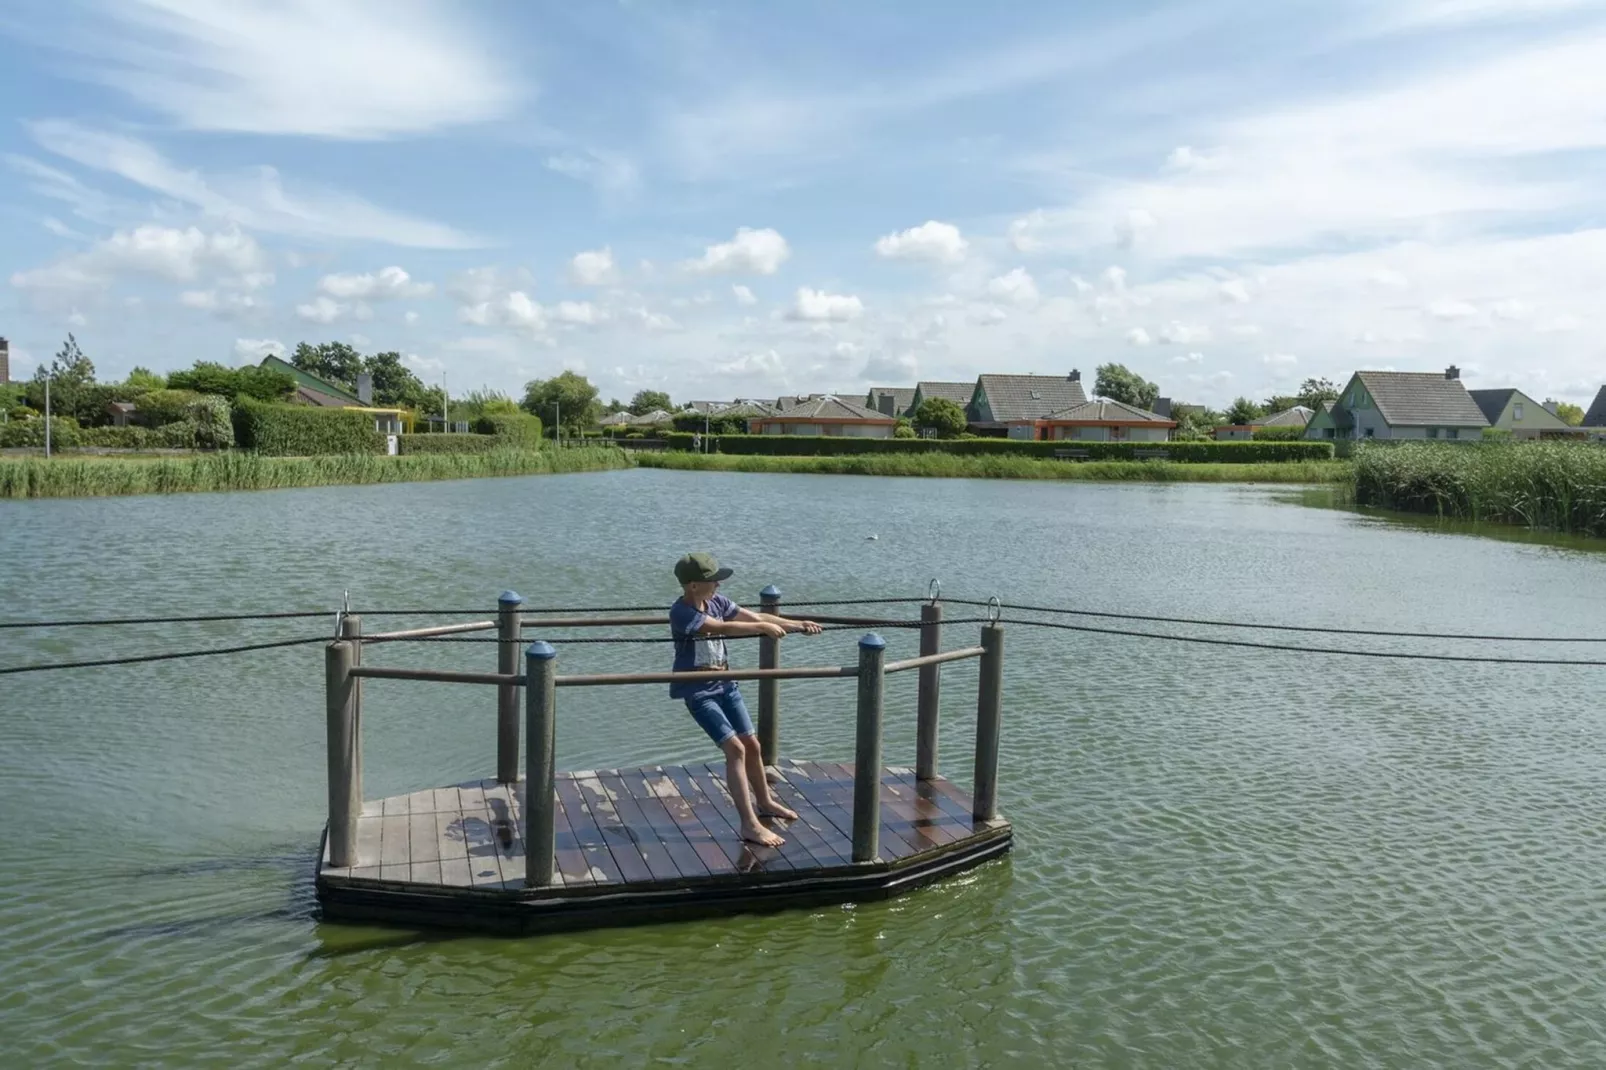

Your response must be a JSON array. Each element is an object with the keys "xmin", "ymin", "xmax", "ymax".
[
  {"xmin": 740, "ymin": 822, "xmax": 785, "ymax": 847},
  {"xmin": 758, "ymin": 800, "xmax": 799, "ymax": 821}
]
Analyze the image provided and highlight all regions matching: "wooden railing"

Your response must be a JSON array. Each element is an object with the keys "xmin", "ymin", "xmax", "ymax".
[{"xmin": 323, "ymin": 591, "xmax": 1004, "ymax": 886}]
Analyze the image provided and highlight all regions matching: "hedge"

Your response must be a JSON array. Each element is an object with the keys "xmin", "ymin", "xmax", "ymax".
[
  {"xmin": 398, "ymin": 433, "xmax": 502, "ymax": 454},
  {"xmin": 472, "ymin": 412, "xmax": 543, "ymax": 446},
  {"xmin": 0, "ymin": 416, "xmax": 84, "ymax": 447},
  {"xmin": 672, "ymin": 412, "xmax": 751, "ymax": 434},
  {"xmin": 660, "ymin": 432, "xmax": 1334, "ymax": 462},
  {"xmin": 233, "ymin": 398, "xmax": 384, "ymax": 456}
]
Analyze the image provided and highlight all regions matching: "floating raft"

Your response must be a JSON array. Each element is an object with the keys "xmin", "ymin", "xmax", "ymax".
[{"xmin": 316, "ymin": 760, "xmax": 1011, "ymax": 933}]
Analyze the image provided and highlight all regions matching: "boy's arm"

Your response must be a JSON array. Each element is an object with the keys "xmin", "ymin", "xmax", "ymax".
[
  {"xmin": 698, "ymin": 616, "xmax": 785, "ymax": 638},
  {"xmin": 731, "ymin": 606, "xmax": 823, "ymax": 635}
]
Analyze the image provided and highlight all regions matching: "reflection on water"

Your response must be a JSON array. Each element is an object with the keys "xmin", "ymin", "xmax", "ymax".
[{"xmin": 1281, "ymin": 484, "xmax": 1606, "ymax": 555}]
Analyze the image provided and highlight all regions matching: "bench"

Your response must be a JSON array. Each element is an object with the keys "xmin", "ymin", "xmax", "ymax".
[
  {"xmin": 1053, "ymin": 448, "xmax": 1090, "ymax": 461},
  {"xmin": 1133, "ymin": 449, "xmax": 1171, "ymax": 461}
]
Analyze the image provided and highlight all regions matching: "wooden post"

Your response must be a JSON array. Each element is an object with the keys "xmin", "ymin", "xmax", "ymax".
[
  {"xmin": 339, "ymin": 613, "xmax": 363, "ymax": 806},
  {"xmin": 524, "ymin": 641, "xmax": 557, "ymax": 887},
  {"xmin": 324, "ymin": 638, "xmax": 360, "ymax": 867},
  {"xmin": 851, "ymin": 633, "xmax": 886, "ymax": 863},
  {"xmin": 972, "ymin": 622, "xmax": 1004, "ymax": 821},
  {"xmin": 757, "ymin": 584, "xmax": 782, "ymax": 766},
  {"xmin": 496, "ymin": 590, "xmax": 523, "ymax": 784},
  {"xmin": 915, "ymin": 601, "xmax": 942, "ymax": 781}
]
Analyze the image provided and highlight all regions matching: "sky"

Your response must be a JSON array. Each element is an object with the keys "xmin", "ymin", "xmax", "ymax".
[{"xmin": 2, "ymin": 0, "xmax": 1605, "ymax": 409}]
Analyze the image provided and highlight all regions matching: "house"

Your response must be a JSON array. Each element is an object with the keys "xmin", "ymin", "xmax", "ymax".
[
  {"xmin": 1305, "ymin": 366, "xmax": 1488, "ymax": 441},
  {"xmin": 910, "ymin": 380, "xmax": 975, "ymax": 417},
  {"xmin": 747, "ymin": 395, "xmax": 897, "ymax": 437},
  {"xmin": 260, "ymin": 355, "xmax": 406, "ymax": 433},
  {"xmin": 599, "ymin": 411, "xmax": 633, "ymax": 427},
  {"xmin": 1584, "ymin": 386, "xmax": 1606, "ymax": 428},
  {"xmin": 1214, "ymin": 405, "xmax": 1313, "ymax": 441},
  {"xmin": 107, "ymin": 400, "xmax": 137, "ymax": 427},
  {"xmin": 1038, "ymin": 399, "xmax": 1177, "ymax": 442},
  {"xmin": 1304, "ymin": 400, "xmax": 1338, "ymax": 439},
  {"xmin": 970, "ymin": 371, "xmax": 1089, "ymax": 438},
  {"xmin": 629, "ymin": 409, "xmax": 674, "ymax": 426},
  {"xmin": 1467, "ymin": 389, "xmax": 1579, "ymax": 440},
  {"xmin": 864, "ymin": 387, "xmax": 916, "ymax": 418},
  {"xmin": 683, "ymin": 401, "xmax": 727, "ymax": 415}
]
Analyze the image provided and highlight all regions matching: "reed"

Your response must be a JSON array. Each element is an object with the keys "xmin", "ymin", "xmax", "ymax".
[
  {"xmin": 635, "ymin": 450, "xmax": 1352, "ymax": 484},
  {"xmin": 1353, "ymin": 441, "xmax": 1606, "ymax": 536},
  {"xmin": 0, "ymin": 447, "xmax": 629, "ymax": 499}
]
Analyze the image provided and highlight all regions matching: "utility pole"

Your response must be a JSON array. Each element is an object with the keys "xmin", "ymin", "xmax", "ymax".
[
  {"xmin": 442, "ymin": 373, "xmax": 449, "ymax": 433},
  {"xmin": 44, "ymin": 374, "xmax": 51, "ymax": 458}
]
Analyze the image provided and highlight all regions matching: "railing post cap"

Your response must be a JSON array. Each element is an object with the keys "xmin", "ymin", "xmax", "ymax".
[
  {"xmin": 525, "ymin": 640, "xmax": 557, "ymax": 659},
  {"xmin": 498, "ymin": 590, "xmax": 524, "ymax": 605},
  {"xmin": 859, "ymin": 632, "xmax": 886, "ymax": 650},
  {"xmin": 760, "ymin": 584, "xmax": 782, "ymax": 599}
]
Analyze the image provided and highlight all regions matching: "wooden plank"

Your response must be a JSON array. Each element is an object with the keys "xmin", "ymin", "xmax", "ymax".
[
  {"xmin": 575, "ymin": 774, "xmax": 656, "ymax": 885},
  {"xmin": 887, "ymin": 770, "xmax": 977, "ymax": 842},
  {"xmin": 694, "ymin": 763, "xmax": 795, "ymax": 872},
  {"xmin": 659, "ymin": 765, "xmax": 748, "ymax": 871},
  {"xmin": 463, "ymin": 807, "xmax": 505, "ymax": 887},
  {"xmin": 879, "ymin": 774, "xmax": 961, "ymax": 849},
  {"xmin": 762, "ymin": 772, "xmax": 850, "ymax": 868},
  {"xmin": 819, "ymin": 761, "xmax": 923, "ymax": 861},
  {"xmin": 617, "ymin": 767, "xmax": 713, "ymax": 880},
  {"xmin": 436, "ymin": 808, "xmax": 474, "ymax": 887},
  {"xmin": 776, "ymin": 762, "xmax": 856, "ymax": 860},
  {"xmin": 381, "ymin": 793, "xmax": 408, "ymax": 817},
  {"xmin": 458, "ymin": 779, "xmax": 488, "ymax": 811},
  {"xmin": 595, "ymin": 770, "xmax": 683, "ymax": 882},
  {"xmin": 432, "ymin": 786, "xmax": 461, "ymax": 813},
  {"xmin": 919, "ymin": 775, "xmax": 987, "ymax": 830},
  {"xmin": 410, "ymin": 858, "xmax": 443, "ymax": 884},
  {"xmin": 638, "ymin": 767, "xmax": 733, "ymax": 876},
  {"xmin": 354, "ymin": 813, "xmax": 383, "ymax": 871},
  {"xmin": 705, "ymin": 761, "xmax": 832, "ymax": 872},
  {"xmin": 553, "ymin": 776, "xmax": 625, "ymax": 885},
  {"xmin": 550, "ymin": 786, "xmax": 596, "ymax": 887},
  {"xmin": 379, "ymin": 812, "xmax": 410, "ymax": 881},
  {"xmin": 409, "ymin": 810, "xmax": 439, "ymax": 863},
  {"xmin": 405, "ymin": 787, "xmax": 437, "ymax": 814}
]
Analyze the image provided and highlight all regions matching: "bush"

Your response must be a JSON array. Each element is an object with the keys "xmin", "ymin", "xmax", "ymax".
[
  {"xmin": 397, "ymin": 433, "xmax": 501, "ymax": 454},
  {"xmin": 893, "ymin": 424, "xmax": 917, "ymax": 438},
  {"xmin": 133, "ymin": 389, "xmax": 207, "ymax": 427},
  {"xmin": 187, "ymin": 395, "xmax": 235, "ymax": 449},
  {"xmin": 471, "ymin": 412, "xmax": 544, "ymax": 446},
  {"xmin": 672, "ymin": 411, "xmax": 750, "ymax": 434},
  {"xmin": 1251, "ymin": 425, "xmax": 1307, "ymax": 441},
  {"xmin": 79, "ymin": 425, "xmax": 157, "ymax": 448},
  {"xmin": 233, "ymin": 398, "xmax": 383, "ymax": 456},
  {"xmin": 658, "ymin": 432, "xmax": 1334, "ymax": 463},
  {"xmin": 0, "ymin": 416, "xmax": 83, "ymax": 447},
  {"xmin": 24, "ymin": 382, "xmax": 154, "ymax": 426},
  {"xmin": 168, "ymin": 362, "xmax": 295, "ymax": 402}
]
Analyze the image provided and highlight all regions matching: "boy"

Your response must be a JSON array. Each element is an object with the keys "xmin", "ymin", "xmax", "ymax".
[{"xmin": 670, "ymin": 552, "xmax": 822, "ymax": 846}]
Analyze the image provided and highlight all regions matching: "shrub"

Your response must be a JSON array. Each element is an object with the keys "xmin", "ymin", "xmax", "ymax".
[
  {"xmin": 79, "ymin": 425, "xmax": 157, "ymax": 448},
  {"xmin": 133, "ymin": 389, "xmax": 207, "ymax": 427},
  {"xmin": 658, "ymin": 432, "xmax": 1334, "ymax": 463},
  {"xmin": 233, "ymin": 398, "xmax": 384, "ymax": 456},
  {"xmin": 471, "ymin": 412, "xmax": 544, "ymax": 446},
  {"xmin": 187, "ymin": 395, "xmax": 235, "ymax": 448},
  {"xmin": 0, "ymin": 416, "xmax": 83, "ymax": 447},
  {"xmin": 913, "ymin": 397, "xmax": 968, "ymax": 438},
  {"xmin": 397, "ymin": 433, "xmax": 501, "ymax": 454},
  {"xmin": 1251, "ymin": 425, "xmax": 1307, "ymax": 441},
  {"xmin": 672, "ymin": 411, "xmax": 750, "ymax": 434},
  {"xmin": 168, "ymin": 362, "xmax": 296, "ymax": 402},
  {"xmin": 893, "ymin": 424, "xmax": 917, "ymax": 439}
]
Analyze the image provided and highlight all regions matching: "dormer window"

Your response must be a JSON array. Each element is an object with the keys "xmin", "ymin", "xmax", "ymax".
[{"xmin": 1030, "ymin": 390, "xmax": 1041, "ymax": 400}]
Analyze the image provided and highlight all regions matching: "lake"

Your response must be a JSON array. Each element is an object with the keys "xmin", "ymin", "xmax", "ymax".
[{"xmin": 3, "ymin": 468, "xmax": 1605, "ymax": 1067}]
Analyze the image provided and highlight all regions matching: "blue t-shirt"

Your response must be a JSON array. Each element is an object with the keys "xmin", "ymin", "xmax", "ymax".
[{"xmin": 669, "ymin": 593, "xmax": 739, "ymax": 700}]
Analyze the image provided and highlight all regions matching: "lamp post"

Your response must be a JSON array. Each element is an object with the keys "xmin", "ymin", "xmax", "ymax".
[{"xmin": 43, "ymin": 374, "xmax": 51, "ymax": 458}]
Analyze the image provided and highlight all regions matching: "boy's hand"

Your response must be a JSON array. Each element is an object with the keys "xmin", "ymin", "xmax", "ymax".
[
  {"xmin": 791, "ymin": 619, "xmax": 823, "ymax": 635},
  {"xmin": 757, "ymin": 622, "xmax": 788, "ymax": 639}
]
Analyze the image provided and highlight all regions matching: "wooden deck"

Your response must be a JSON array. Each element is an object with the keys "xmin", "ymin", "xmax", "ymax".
[{"xmin": 315, "ymin": 760, "xmax": 1012, "ymax": 933}]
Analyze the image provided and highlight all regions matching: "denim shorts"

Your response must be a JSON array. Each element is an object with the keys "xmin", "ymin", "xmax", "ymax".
[{"xmin": 684, "ymin": 686, "xmax": 755, "ymax": 747}]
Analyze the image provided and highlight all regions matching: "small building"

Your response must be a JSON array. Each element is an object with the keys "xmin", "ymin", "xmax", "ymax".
[
  {"xmin": 748, "ymin": 395, "xmax": 897, "ymax": 437},
  {"xmin": 1214, "ymin": 405, "xmax": 1313, "ymax": 441},
  {"xmin": 107, "ymin": 400, "xmax": 137, "ymax": 427},
  {"xmin": 864, "ymin": 387, "xmax": 916, "ymax": 418},
  {"xmin": 599, "ymin": 411, "xmax": 633, "ymax": 427},
  {"xmin": 1583, "ymin": 386, "xmax": 1606, "ymax": 428},
  {"xmin": 1307, "ymin": 367, "xmax": 1488, "ymax": 441},
  {"xmin": 1467, "ymin": 389, "xmax": 1579, "ymax": 440},
  {"xmin": 970, "ymin": 372, "xmax": 1090, "ymax": 438},
  {"xmin": 629, "ymin": 409, "xmax": 674, "ymax": 426},
  {"xmin": 910, "ymin": 380, "xmax": 975, "ymax": 416},
  {"xmin": 1038, "ymin": 399, "xmax": 1176, "ymax": 442},
  {"xmin": 261, "ymin": 355, "xmax": 405, "ymax": 433},
  {"xmin": 1305, "ymin": 400, "xmax": 1338, "ymax": 440}
]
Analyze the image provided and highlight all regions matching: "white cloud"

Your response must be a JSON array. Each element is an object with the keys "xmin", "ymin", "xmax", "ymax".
[
  {"xmin": 862, "ymin": 351, "xmax": 919, "ymax": 381},
  {"xmin": 732, "ymin": 284, "xmax": 757, "ymax": 307},
  {"xmin": 718, "ymin": 349, "xmax": 785, "ymax": 376},
  {"xmin": 553, "ymin": 300, "xmax": 601, "ymax": 325},
  {"xmin": 317, "ymin": 265, "xmax": 432, "ymax": 300},
  {"xmin": 1071, "ymin": 275, "xmax": 1093, "ymax": 294},
  {"xmin": 1490, "ymin": 299, "xmax": 1533, "ymax": 320},
  {"xmin": 296, "ymin": 296, "xmax": 345, "ymax": 324},
  {"xmin": 1261, "ymin": 353, "xmax": 1299, "ymax": 367},
  {"xmin": 66, "ymin": 0, "xmax": 521, "ymax": 138},
  {"xmin": 1165, "ymin": 146, "xmax": 1225, "ymax": 172},
  {"xmin": 461, "ymin": 291, "xmax": 547, "ymax": 334},
  {"xmin": 1218, "ymin": 279, "xmax": 1251, "ymax": 303},
  {"xmin": 404, "ymin": 310, "xmax": 420, "ymax": 325},
  {"xmin": 986, "ymin": 267, "xmax": 1039, "ymax": 307},
  {"xmin": 874, "ymin": 220, "xmax": 969, "ymax": 263},
  {"xmin": 545, "ymin": 151, "xmax": 640, "ymax": 195},
  {"xmin": 1102, "ymin": 265, "xmax": 1127, "ymax": 291},
  {"xmin": 1536, "ymin": 313, "xmax": 1581, "ymax": 333},
  {"xmin": 1172, "ymin": 351, "xmax": 1205, "ymax": 364},
  {"xmin": 1370, "ymin": 269, "xmax": 1410, "ymax": 288},
  {"xmin": 180, "ymin": 289, "xmax": 261, "ymax": 318},
  {"xmin": 683, "ymin": 227, "xmax": 791, "ymax": 276},
  {"xmin": 1157, "ymin": 321, "xmax": 1211, "ymax": 344},
  {"xmin": 788, "ymin": 287, "xmax": 864, "ymax": 321},
  {"xmin": 1427, "ymin": 299, "xmax": 1479, "ymax": 320},
  {"xmin": 1229, "ymin": 323, "xmax": 1263, "ymax": 336},
  {"xmin": 1009, "ymin": 213, "xmax": 1046, "ymax": 253},
  {"xmin": 1126, "ymin": 327, "xmax": 1152, "ymax": 346},
  {"xmin": 971, "ymin": 305, "xmax": 1008, "ymax": 326},
  {"xmin": 11, "ymin": 224, "xmax": 266, "ymax": 296},
  {"xmin": 30, "ymin": 121, "xmax": 483, "ymax": 248},
  {"xmin": 627, "ymin": 307, "xmax": 681, "ymax": 331},
  {"xmin": 1114, "ymin": 208, "xmax": 1156, "ymax": 249},
  {"xmin": 233, "ymin": 338, "xmax": 284, "ymax": 362},
  {"xmin": 568, "ymin": 247, "xmax": 619, "ymax": 286}
]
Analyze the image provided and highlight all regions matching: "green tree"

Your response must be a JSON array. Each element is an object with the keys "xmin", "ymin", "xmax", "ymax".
[
  {"xmin": 1555, "ymin": 401, "xmax": 1585, "ymax": 427},
  {"xmin": 28, "ymin": 333, "xmax": 97, "ymax": 416},
  {"xmin": 1168, "ymin": 403, "xmax": 1221, "ymax": 441},
  {"xmin": 1094, "ymin": 362, "xmax": 1159, "ymax": 410},
  {"xmin": 359, "ymin": 351, "xmax": 434, "ymax": 409},
  {"xmin": 1261, "ymin": 394, "xmax": 1302, "ymax": 413},
  {"xmin": 461, "ymin": 388, "xmax": 521, "ymax": 418},
  {"xmin": 125, "ymin": 366, "xmax": 166, "ymax": 390},
  {"xmin": 1295, "ymin": 377, "xmax": 1341, "ymax": 408},
  {"xmin": 291, "ymin": 341, "xmax": 363, "ymax": 389},
  {"xmin": 522, "ymin": 371, "xmax": 601, "ymax": 435},
  {"xmin": 1225, "ymin": 397, "xmax": 1263, "ymax": 425},
  {"xmin": 893, "ymin": 418, "xmax": 916, "ymax": 439},
  {"xmin": 913, "ymin": 396, "xmax": 968, "ymax": 437},
  {"xmin": 629, "ymin": 389, "xmax": 672, "ymax": 415},
  {"xmin": 603, "ymin": 397, "xmax": 629, "ymax": 415}
]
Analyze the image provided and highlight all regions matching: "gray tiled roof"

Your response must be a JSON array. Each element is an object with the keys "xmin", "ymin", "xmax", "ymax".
[
  {"xmin": 976, "ymin": 374, "xmax": 1089, "ymax": 421},
  {"xmin": 1259, "ymin": 405, "xmax": 1314, "ymax": 427},
  {"xmin": 914, "ymin": 381, "xmax": 976, "ymax": 407},
  {"xmin": 763, "ymin": 395, "xmax": 893, "ymax": 421},
  {"xmin": 1467, "ymin": 389, "xmax": 1517, "ymax": 425},
  {"xmin": 1584, "ymin": 386, "xmax": 1606, "ymax": 427},
  {"xmin": 1354, "ymin": 371, "xmax": 1489, "ymax": 427},
  {"xmin": 1044, "ymin": 399, "xmax": 1173, "ymax": 423},
  {"xmin": 865, "ymin": 387, "xmax": 916, "ymax": 417},
  {"xmin": 712, "ymin": 401, "xmax": 776, "ymax": 418}
]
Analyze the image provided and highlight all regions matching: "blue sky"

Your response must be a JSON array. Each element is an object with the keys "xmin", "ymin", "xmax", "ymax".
[{"xmin": 3, "ymin": 0, "xmax": 1605, "ymax": 408}]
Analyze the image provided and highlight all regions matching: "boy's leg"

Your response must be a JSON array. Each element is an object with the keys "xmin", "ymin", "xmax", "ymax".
[
  {"xmin": 720, "ymin": 688, "xmax": 799, "ymax": 821},
  {"xmin": 686, "ymin": 694, "xmax": 784, "ymax": 846}
]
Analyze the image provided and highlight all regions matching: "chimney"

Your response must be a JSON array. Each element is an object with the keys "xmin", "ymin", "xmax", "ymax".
[
  {"xmin": 356, "ymin": 372, "xmax": 373, "ymax": 404},
  {"xmin": 1544, "ymin": 398, "xmax": 1560, "ymax": 415},
  {"xmin": 876, "ymin": 394, "xmax": 895, "ymax": 416},
  {"xmin": 0, "ymin": 337, "xmax": 9, "ymax": 385},
  {"xmin": 1444, "ymin": 365, "xmax": 1460, "ymax": 380},
  {"xmin": 1069, "ymin": 369, "xmax": 1081, "ymax": 382},
  {"xmin": 1153, "ymin": 397, "xmax": 1172, "ymax": 418}
]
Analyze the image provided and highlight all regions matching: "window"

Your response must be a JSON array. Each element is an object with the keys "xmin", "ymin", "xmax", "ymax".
[
  {"xmin": 1513, "ymin": 402, "xmax": 1524, "ymax": 421},
  {"xmin": 1364, "ymin": 428, "xmax": 1375, "ymax": 438},
  {"xmin": 1029, "ymin": 390, "xmax": 1041, "ymax": 400},
  {"xmin": 1427, "ymin": 427, "xmax": 1438, "ymax": 439},
  {"xmin": 1446, "ymin": 428, "xmax": 1458, "ymax": 440}
]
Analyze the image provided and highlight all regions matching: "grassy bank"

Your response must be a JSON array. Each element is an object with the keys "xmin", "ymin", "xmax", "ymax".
[
  {"xmin": 0, "ymin": 446, "xmax": 629, "ymax": 499},
  {"xmin": 636, "ymin": 450, "xmax": 1353, "ymax": 484},
  {"xmin": 1354, "ymin": 441, "xmax": 1606, "ymax": 537}
]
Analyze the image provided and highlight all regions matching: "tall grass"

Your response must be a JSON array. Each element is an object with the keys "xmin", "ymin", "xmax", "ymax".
[
  {"xmin": 0, "ymin": 447, "xmax": 629, "ymax": 499},
  {"xmin": 636, "ymin": 450, "xmax": 1352, "ymax": 484},
  {"xmin": 1353, "ymin": 441, "xmax": 1606, "ymax": 536}
]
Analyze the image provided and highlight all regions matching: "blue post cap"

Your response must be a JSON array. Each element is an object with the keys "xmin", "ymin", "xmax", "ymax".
[
  {"xmin": 525, "ymin": 640, "xmax": 557, "ymax": 660},
  {"xmin": 760, "ymin": 585, "xmax": 782, "ymax": 600},
  {"xmin": 499, "ymin": 590, "xmax": 524, "ymax": 605},
  {"xmin": 859, "ymin": 632, "xmax": 886, "ymax": 650}
]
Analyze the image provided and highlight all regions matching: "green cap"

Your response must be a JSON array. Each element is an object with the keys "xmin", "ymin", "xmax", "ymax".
[{"xmin": 674, "ymin": 552, "xmax": 733, "ymax": 584}]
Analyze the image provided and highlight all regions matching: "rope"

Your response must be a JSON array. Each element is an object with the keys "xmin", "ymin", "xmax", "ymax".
[
  {"xmin": 367, "ymin": 620, "xmax": 987, "ymax": 644},
  {"xmin": 945, "ymin": 598, "xmax": 1606, "ymax": 644},
  {"xmin": 0, "ymin": 635, "xmax": 331, "ymax": 676}
]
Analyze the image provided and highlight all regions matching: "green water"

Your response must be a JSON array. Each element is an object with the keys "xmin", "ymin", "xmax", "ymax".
[{"xmin": 3, "ymin": 469, "xmax": 1605, "ymax": 1067}]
